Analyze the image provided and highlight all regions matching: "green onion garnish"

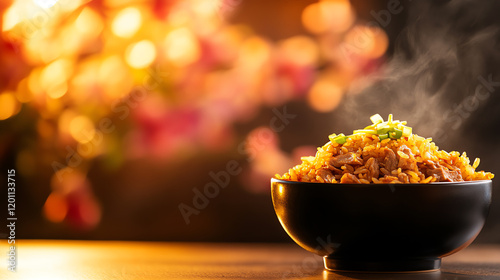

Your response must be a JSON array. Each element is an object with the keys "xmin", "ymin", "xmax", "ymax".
[
  {"xmin": 379, "ymin": 133, "xmax": 389, "ymax": 140},
  {"xmin": 328, "ymin": 114, "xmax": 413, "ymax": 144},
  {"xmin": 333, "ymin": 134, "xmax": 347, "ymax": 144}
]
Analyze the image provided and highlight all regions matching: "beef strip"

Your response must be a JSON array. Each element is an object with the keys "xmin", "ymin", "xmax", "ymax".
[
  {"xmin": 426, "ymin": 166, "xmax": 463, "ymax": 182},
  {"xmin": 364, "ymin": 157, "xmax": 379, "ymax": 179},
  {"xmin": 398, "ymin": 145, "xmax": 416, "ymax": 170},
  {"xmin": 328, "ymin": 165, "xmax": 343, "ymax": 174},
  {"xmin": 422, "ymin": 160, "xmax": 464, "ymax": 182},
  {"xmin": 317, "ymin": 168, "xmax": 334, "ymax": 183},
  {"xmin": 382, "ymin": 148, "xmax": 398, "ymax": 172},
  {"xmin": 329, "ymin": 152, "xmax": 363, "ymax": 168}
]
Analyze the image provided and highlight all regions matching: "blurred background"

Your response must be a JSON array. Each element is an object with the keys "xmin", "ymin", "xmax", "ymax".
[{"xmin": 0, "ymin": 0, "xmax": 499, "ymax": 243}]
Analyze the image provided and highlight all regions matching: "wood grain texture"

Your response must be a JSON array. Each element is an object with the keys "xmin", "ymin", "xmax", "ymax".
[{"xmin": 1, "ymin": 240, "xmax": 499, "ymax": 279}]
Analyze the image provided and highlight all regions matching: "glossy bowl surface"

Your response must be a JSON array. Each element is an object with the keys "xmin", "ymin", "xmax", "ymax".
[{"xmin": 271, "ymin": 178, "xmax": 492, "ymax": 272}]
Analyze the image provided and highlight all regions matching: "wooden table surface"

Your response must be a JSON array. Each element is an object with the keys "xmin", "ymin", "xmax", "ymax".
[{"xmin": 1, "ymin": 240, "xmax": 500, "ymax": 279}]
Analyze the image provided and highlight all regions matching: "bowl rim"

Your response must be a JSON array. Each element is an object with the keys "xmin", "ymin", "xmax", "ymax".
[{"xmin": 271, "ymin": 178, "xmax": 492, "ymax": 187}]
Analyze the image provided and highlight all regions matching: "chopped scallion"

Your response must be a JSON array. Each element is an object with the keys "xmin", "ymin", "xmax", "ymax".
[
  {"xmin": 370, "ymin": 114, "xmax": 384, "ymax": 124},
  {"xmin": 393, "ymin": 128, "xmax": 403, "ymax": 138},
  {"xmin": 334, "ymin": 135, "xmax": 347, "ymax": 144},
  {"xmin": 328, "ymin": 114, "xmax": 412, "ymax": 145},
  {"xmin": 376, "ymin": 127, "xmax": 390, "ymax": 134},
  {"xmin": 402, "ymin": 127, "xmax": 412, "ymax": 137},
  {"xmin": 379, "ymin": 133, "xmax": 389, "ymax": 140}
]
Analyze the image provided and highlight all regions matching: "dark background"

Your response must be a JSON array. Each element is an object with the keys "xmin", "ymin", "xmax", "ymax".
[{"xmin": 1, "ymin": 0, "xmax": 499, "ymax": 243}]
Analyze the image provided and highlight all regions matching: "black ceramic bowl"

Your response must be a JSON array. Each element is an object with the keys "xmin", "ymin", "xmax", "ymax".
[{"xmin": 271, "ymin": 178, "xmax": 492, "ymax": 272}]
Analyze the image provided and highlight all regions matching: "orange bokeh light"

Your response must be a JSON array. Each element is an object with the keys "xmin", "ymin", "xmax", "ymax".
[
  {"xmin": 344, "ymin": 25, "xmax": 389, "ymax": 59},
  {"xmin": 112, "ymin": 7, "xmax": 142, "ymax": 38},
  {"xmin": 126, "ymin": 40, "xmax": 157, "ymax": 69},
  {"xmin": 69, "ymin": 115, "xmax": 96, "ymax": 144},
  {"xmin": 43, "ymin": 192, "xmax": 68, "ymax": 223},
  {"xmin": 0, "ymin": 91, "xmax": 21, "ymax": 120},
  {"xmin": 278, "ymin": 36, "xmax": 319, "ymax": 66},
  {"xmin": 307, "ymin": 79, "xmax": 343, "ymax": 112},
  {"xmin": 164, "ymin": 27, "xmax": 200, "ymax": 67},
  {"xmin": 302, "ymin": 0, "xmax": 355, "ymax": 34}
]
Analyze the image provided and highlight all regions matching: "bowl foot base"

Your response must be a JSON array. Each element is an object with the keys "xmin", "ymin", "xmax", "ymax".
[{"xmin": 323, "ymin": 257, "xmax": 441, "ymax": 272}]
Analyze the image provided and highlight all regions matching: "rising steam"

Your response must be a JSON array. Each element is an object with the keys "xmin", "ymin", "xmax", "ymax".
[{"xmin": 339, "ymin": 0, "xmax": 500, "ymax": 148}]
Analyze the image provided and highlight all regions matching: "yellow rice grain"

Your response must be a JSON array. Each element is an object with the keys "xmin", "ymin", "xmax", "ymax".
[
  {"xmin": 421, "ymin": 176, "xmax": 433, "ymax": 183},
  {"xmin": 473, "ymin": 158, "xmax": 480, "ymax": 169},
  {"xmin": 354, "ymin": 168, "xmax": 368, "ymax": 175},
  {"xmin": 316, "ymin": 176, "xmax": 325, "ymax": 183},
  {"xmin": 397, "ymin": 151, "xmax": 409, "ymax": 159}
]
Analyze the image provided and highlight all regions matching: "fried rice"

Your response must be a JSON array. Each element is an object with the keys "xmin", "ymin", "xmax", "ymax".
[{"xmin": 275, "ymin": 114, "xmax": 494, "ymax": 184}]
